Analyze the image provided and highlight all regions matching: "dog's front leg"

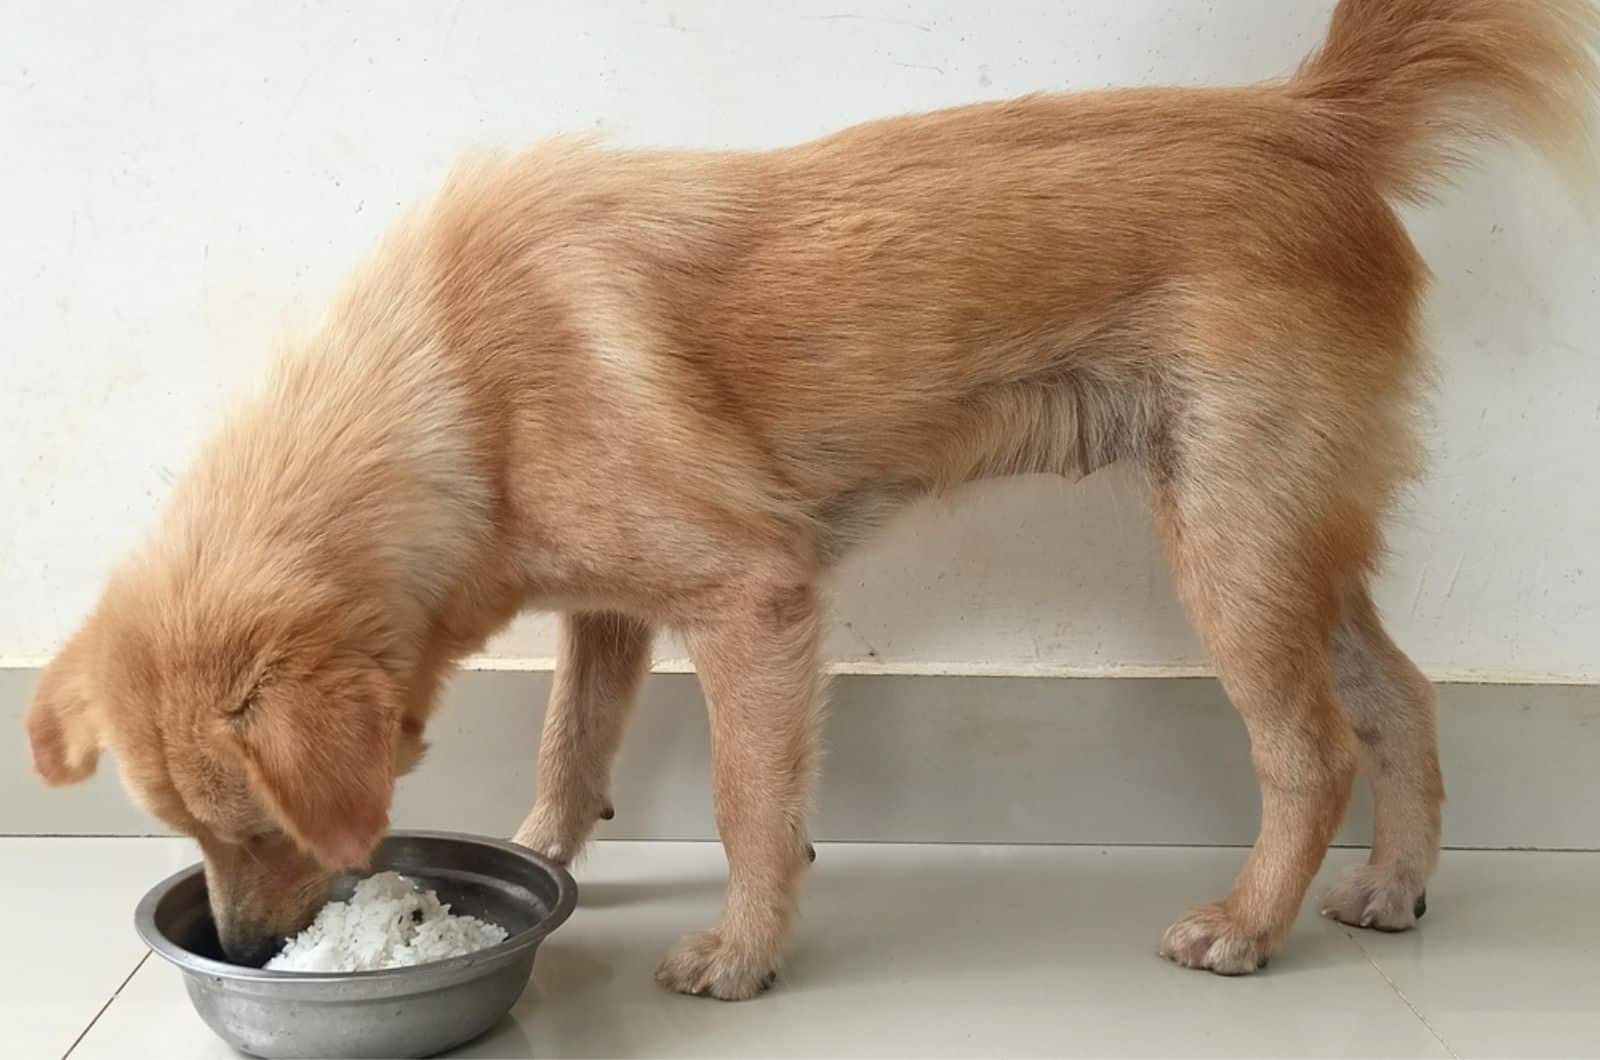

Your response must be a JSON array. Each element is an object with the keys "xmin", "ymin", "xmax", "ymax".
[
  {"xmin": 656, "ymin": 582, "xmax": 822, "ymax": 1000},
  {"xmin": 514, "ymin": 612, "xmax": 653, "ymax": 863}
]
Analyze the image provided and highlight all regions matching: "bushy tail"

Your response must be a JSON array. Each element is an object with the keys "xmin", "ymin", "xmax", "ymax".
[{"xmin": 1290, "ymin": 0, "xmax": 1600, "ymax": 202}]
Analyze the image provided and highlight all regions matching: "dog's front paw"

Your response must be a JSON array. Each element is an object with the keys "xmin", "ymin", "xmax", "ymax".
[
  {"xmin": 510, "ymin": 806, "xmax": 585, "ymax": 865},
  {"xmin": 1160, "ymin": 903, "xmax": 1270, "ymax": 975},
  {"xmin": 511, "ymin": 790, "xmax": 616, "ymax": 864},
  {"xmin": 1321, "ymin": 864, "xmax": 1427, "ymax": 932},
  {"xmin": 655, "ymin": 930, "xmax": 777, "ymax": 1000}
]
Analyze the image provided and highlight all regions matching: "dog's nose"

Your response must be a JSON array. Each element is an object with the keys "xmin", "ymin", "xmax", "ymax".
[{"xmin": 220, "ymin": 934, "xmax": 281, "ymax": 968}]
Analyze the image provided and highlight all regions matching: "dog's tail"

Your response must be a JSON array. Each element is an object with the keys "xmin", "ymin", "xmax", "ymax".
[{"xmin": 1289, "ymin": 0, "xmax": 1600, "ymax": 202}]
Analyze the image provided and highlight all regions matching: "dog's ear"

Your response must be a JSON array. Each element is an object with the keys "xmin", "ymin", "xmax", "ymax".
[
  {"xmin": 223, "ymin": 658, "xmax": 401, "ymax": 870},
  {"xmin": 26, "ymin": 631, "xmax": 106, "ymax": 786}
]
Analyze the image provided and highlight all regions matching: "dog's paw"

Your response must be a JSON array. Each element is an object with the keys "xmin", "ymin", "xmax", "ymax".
[
  {"xmin": 1321, "ymin": 864, "xmax": 1426, "ymax": 932},
  {"xmin": 655, "ymin": 930, "xmax": 777, "ymax": 1001},
  {"xmin": 1159, "ymin": 903, "xmax": 1270, "ymax": 976},
  {"xmin": 510, "ymin": 809, "xmax": 581, "ymax": 865},
  {"xmin": 511, "ymin": 793, "xmax": 615, "ymax": 864}
]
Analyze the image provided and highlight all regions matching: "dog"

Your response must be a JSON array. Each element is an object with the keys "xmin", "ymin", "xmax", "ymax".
[{"xmin": 26, "ymin": 0, "xmax": 1599, "ymax": 997}]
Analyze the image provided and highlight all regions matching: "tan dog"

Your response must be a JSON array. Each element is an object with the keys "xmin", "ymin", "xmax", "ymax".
[{"xmin": 25, "ymin": 0, "xmax": 1599, "ymax": 996}]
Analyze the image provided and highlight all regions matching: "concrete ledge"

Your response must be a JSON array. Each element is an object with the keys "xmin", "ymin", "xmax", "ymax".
[{"xmin": 4, "ymin": 667, "xmax": 1595, "ymax": 848}]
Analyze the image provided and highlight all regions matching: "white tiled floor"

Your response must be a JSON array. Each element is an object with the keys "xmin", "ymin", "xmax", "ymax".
[{"xmin": 16, "ymin": 838, "xmax": 1600, "ymax": 1058}]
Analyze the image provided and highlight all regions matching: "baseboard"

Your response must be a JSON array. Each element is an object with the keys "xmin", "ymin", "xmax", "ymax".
[{"xmin": 4, "ymin": 667, "xmax": 1595, "ymax": 849}]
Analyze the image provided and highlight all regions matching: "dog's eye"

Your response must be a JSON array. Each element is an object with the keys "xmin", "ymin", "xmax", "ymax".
[{"xmin": 223, "ymin": 685, "xmax": 262, "ymax": 719}]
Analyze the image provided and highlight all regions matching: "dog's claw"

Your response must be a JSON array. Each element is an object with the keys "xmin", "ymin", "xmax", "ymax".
[
  {"xmin": 805, "ymin": 843, "xmax": 816, "ymax": 863},
  {"xmin": 599, "ymin": 803, "xmax": 615, "ymax": 821},
  {"xmin": 1414, "ymin": 891, "xmax": 1427, "ymax": 920}
]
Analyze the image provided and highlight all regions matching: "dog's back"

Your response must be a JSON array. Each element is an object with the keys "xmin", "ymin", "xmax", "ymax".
[{"xmin": 416, "ymin": 1, "xmax": 1597, "ymax": 548}]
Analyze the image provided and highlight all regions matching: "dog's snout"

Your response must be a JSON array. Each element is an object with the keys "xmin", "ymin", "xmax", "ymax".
[
  {"xmin": 200, "ymin": 835, "xmax": 333, "ymax": 969},
  {"xmin": 212, "ymin": 902, "xmax": 286, "ymax": 968},
  {"xmin": 218, "ymin": 932, "xmax": 281, "ymax": 968}
]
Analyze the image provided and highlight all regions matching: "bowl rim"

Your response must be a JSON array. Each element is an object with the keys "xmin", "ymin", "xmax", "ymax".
[{"xmin": 134, "ymin": 829, "xmax": 577, "ymax": 984}]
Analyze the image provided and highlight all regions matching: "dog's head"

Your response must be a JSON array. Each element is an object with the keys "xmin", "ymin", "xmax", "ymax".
[{"xmin": 25, "ymin": 560, "xmax": 423, "ymax": 964}]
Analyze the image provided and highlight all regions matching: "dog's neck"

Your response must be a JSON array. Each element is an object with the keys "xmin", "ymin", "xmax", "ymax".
[{"xmin": 157, "ymin": 298, "xmax": 502, "ymax": 683}]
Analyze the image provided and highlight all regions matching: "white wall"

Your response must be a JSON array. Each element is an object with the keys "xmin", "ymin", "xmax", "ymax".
[{"xmin": 2, "ymin": 1, "xmax": 1595, "ymax": 680}]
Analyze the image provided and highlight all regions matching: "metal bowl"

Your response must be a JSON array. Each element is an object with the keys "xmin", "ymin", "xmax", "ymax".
[{"xmin": 135, "ymin": 831, "xmax": 577, "ymax": 1059}]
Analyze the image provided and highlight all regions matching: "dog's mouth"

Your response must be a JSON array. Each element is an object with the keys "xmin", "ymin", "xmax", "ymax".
[
  {"xmin": 221, "ymin": 935, "xmax": 284, "ymax": 969},
  {"xmin": 193, "ymin": 917, "xmax": 283, "ymax": 968}
]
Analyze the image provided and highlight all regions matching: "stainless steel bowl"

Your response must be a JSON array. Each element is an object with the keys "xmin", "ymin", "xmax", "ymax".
[{"xmin": 135, "ymin": 831, "xmax": 576, "ymax": 1059}]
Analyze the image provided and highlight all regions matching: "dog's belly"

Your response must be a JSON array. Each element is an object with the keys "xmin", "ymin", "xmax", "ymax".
[{"xmin": 813, "ymin": 369, "xmax": 1161, "ymax": 561}]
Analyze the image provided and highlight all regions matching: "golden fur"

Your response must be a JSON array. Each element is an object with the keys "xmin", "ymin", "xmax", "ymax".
[{"xmin": 27, "ymin": 0, "xmax": 1600, "ymax": 994}]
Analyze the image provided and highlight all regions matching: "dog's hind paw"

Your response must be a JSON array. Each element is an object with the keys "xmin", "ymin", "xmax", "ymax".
[{"xmin": 1321, "ymin": 864, "xmax": 1427, "ymax": 932}]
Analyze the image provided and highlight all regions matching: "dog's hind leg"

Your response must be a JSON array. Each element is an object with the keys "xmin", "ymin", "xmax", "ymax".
[
  {"xmin": 1148, "ymin": 362, "xmax": 1396, "ymax": 973},
  {"xmin": 1321, "ymin": 588, "xmax": 1442, "ymax": 931},
  {"xmin": 513, "ymin": 611, "xmax": 653, "ymax": 863}
]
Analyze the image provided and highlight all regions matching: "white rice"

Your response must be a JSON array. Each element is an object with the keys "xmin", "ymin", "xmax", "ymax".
[{"xmin": 265, "ymin": 871, "xmax": 508, "ymax": 972}]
